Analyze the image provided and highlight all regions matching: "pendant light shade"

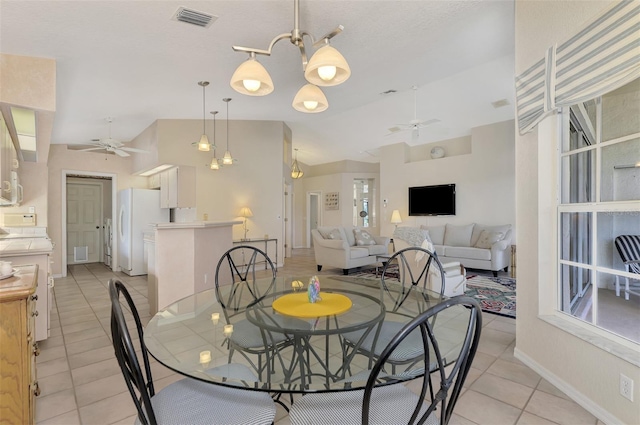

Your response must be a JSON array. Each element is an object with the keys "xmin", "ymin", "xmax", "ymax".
[
  {"xmin": 193, "ymin": 81, "xmax": 213, "ymax": 151},
  {"xmin": 305, "ymin": 44, "xmax": 351, "ymax": 87},
  {"xmin": 292, "ymin": 84, "xmax": 328, "ymax": 113},
  {"xmin": 209, "ymin": 111, "xmax": 220, "ymax": 170},
  {"xmin": 291, "ymin": 148, "xmax": 304, "ymax": 179},
  {"xmin": 222, "ymin": 98, "xmax": 234, "ymax": 165},
  {"xmin": 230, "ymin": 55, "xmax": 274, "ymax": 96}
]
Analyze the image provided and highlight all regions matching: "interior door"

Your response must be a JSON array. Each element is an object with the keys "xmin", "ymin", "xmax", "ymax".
[{"xmin": 67, "ymin": 182, "xmax": 102, "ymax": 264}]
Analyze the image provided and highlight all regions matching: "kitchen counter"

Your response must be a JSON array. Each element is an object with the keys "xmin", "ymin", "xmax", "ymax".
[
  {"xmin": 153, "ymin": 220, "xmax": 241, "ymax": 229},
  {"xmin": 0, "ymin": 237, "xmax": 54, "ymax": 255}
]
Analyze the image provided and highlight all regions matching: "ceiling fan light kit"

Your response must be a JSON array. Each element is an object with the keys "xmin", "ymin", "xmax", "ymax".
[{"xmin": 230, "ymin": 0, "xmax": 350, "ymax": 113}]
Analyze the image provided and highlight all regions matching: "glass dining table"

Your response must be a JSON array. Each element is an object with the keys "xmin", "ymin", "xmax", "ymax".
[{"xmin": 143, "ymin": 274, "xmax": 470, "ymax": 394}]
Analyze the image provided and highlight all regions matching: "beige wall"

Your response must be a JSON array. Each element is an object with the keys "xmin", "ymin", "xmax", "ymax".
[
  {"xmin": 379, "ymin": 119, "xmax": 516, "ymax": 239},
  {"xmin": 132, "ymin": 119, "xmax": 288, "ymax": 263},
  {"xmin": 515, "ymin": 2, "xmax": 639, "ymax": 424},
  {"xmin": 47, "ymin": 145, "xmax": 148, "ymax": 276}
]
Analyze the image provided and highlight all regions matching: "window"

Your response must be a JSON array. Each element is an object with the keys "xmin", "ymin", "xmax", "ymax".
[{"xmin": 558, "ymin": 78, "xmax": 640, "ymax": 344}]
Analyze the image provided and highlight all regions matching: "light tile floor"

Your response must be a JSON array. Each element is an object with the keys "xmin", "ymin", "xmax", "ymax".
[{"xmin": 35, "ymin": 249, "xmax": 603, "ymax": 425}]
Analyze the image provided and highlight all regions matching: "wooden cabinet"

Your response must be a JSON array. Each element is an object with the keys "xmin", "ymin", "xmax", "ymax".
[
  {"xmin": 0, "ymin": 265, "xmax": 39, "ymax": 425},
  {"xmin": 159, "ymin": 166, "xmax": 195, "ymax": 209}
]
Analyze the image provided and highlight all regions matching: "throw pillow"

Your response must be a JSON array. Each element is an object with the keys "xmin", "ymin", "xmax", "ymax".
[
  {"xmin": 353, "ymin": 228, "xmax": 376, "ymax": 246},
  {"xmin": 474, "ymin": 230, "xmax": 505, "ymax": 249},
  {"xmin": 320, "ymin": 228, "xmax": 342, "ymax": 240},
  {"xmin": 443, "ymin": 223, "xmax": 475, "ymax": 247}
]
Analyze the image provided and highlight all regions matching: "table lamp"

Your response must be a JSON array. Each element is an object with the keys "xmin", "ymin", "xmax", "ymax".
[
  {"xmin": 391, "ymin": 210, "xmax": 402, "ymax": 228},
  {"xmin": 239, "ymin": 207, "xmax": 253, "ymax": 241}
]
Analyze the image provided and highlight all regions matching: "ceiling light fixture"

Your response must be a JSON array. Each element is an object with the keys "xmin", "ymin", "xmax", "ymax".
[
  {"xmin": 208, "ymin": 111, "xmax": 221, "ymax": 170},
  {"xmin": 230, "ymin": 0, "xmax": 350, "ymax": 113},
  {"xmin": 193, "ymin": 81, "xmax": 212, "ymax": 152},
  {"xmin": 222, "ymin": 98, "xmax": 234, "ymax": 165},
  {"xmin": 291, "ymin": 148, "xmax": 304, "ymax": 179}
]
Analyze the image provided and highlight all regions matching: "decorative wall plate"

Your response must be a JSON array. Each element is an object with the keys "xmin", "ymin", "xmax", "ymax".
[{"xmin": 430, "ymin": 146, "xmax": 445, "ymax": 159}]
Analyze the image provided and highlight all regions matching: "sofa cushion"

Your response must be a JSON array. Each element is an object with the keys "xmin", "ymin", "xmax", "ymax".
[
  {"xmin": 349, "ymin": 247, "xmax": 370, "ymax": 259},
  {"xmin": 319, "ymin": 227, "xmax": 343, "ymax": 240},
  {"xmin": 433, "ymin": 245, "xmax": 445, "ymax": 257},
  {"xmin": 366, "ymin": 245, "xmax": 388, "ymax": 256},
  {"xmin": 343, "ymin": 227, "xmax": 357, "ymax": 247},
  {"xmin": 444, "ymin": 224, "xmax": 474, "ymax": 247},
  {"xmin": 471, "ymin": 224, "xmax": 511, "ymax": 246},
  {"xmin": 444, "ymin": 246, "xmax": 491, "ymax": 261},
  {"xmin": 474, "ymin": 229, "xmax": 506, "ymax": 249},
  {"xmin": 422, "ymin": 225, "xmax": 445, "ymax": 245},
  {"xmin": 353, "ymin": 228, "xmax": 376, "ymax": 246}
]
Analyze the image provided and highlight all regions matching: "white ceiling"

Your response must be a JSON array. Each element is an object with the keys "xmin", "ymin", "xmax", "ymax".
[{"xmin": 0, "ymin": 0, "xmax": 515, "ymax": 166}]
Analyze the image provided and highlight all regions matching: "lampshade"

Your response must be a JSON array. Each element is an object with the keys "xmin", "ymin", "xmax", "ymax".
[
  {"xmin": 222, "ymin": 151, "xmax": 234, "ymax": 165},
  {"xmin": 209, "ymin": 157, "xmax": 220, "ymax": 170},
  {"xmin": 305, "ymin": 44, "xmax": 351, "ymax": 87},
  {"xmin": 198, "ymin": 134, "xmax": 210, "ymax": 152},
  {"xmin": 239, "ymin": 207, "xmax": 253, "ymax": 218},
  {"xmin": 391, "ymin": 210, "xmax": 402, "ymax": 224},
  {"xmin": 291, "ymin": 148, "xmax": 304, "ymax": 179},
  {"xmin": 193, "ymin": 81, "xmax": 213, "ymax": 151},
  {"xmin": 292, "ymin": 84, "xmax": 328, "ymax": 113},
  {"xmin": 230, "ymin": 57, "xmax": 274, "ymax": 96}
]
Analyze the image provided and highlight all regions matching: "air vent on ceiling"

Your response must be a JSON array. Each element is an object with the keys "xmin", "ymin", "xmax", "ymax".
[
  {"xmin": 491, "ymin": 98, "xmax": 510, "ymax": 108},
  {"xmin": 172, "ymin": 7, "xmax": 217, "ymax": 28}
]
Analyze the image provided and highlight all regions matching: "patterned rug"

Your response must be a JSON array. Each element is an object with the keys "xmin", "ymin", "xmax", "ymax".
[
  {"xmin": 350, "ymin": 267, "xmax": 517, "ymax": 319},
  {"xmin": 465, "ymin": 274, "xmax": 516, "ymax": 319}
]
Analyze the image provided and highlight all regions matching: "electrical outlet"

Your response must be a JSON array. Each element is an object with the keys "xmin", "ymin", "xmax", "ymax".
[{"xmin": 620, "ymin": 373, "xmax": 634, "ymax": 401}]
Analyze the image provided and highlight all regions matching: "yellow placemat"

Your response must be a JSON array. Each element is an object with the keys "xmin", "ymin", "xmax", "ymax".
[{"xmin": 272, "ymin": 292, "xmax": 352, "ymax": 318}]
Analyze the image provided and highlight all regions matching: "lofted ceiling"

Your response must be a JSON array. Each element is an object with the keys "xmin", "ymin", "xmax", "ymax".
[{"xmin": 0, "ymin": 0, "xmax": 515, "ymax": 166}]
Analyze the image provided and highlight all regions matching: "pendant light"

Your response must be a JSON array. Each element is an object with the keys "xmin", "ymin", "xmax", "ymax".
[
  {"xmin": 209, "ymin": 111, "xmax": 220, "ymax": 170},
  {"xmin": 222, "ymin": 98, "xmax": 234, "ymax": 165},
  {"xmin": 292, "ymin": 84, "xmax": 328, "ymax": 113},
  {"xmin": 193, "ymin": 81, "xmax": 212, "ymax": 152},
  {"xmin": 291, "ymin": 148, "xmax": 304, "ymax": 179}
]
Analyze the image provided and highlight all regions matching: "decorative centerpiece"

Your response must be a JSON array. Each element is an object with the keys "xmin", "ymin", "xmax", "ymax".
[{"xmin": 308, "ymin": 275, "xmax": 321, "ymax": 303}]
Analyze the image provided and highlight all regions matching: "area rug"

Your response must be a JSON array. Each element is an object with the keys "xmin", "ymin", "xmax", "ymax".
[
  {"xmin": 465, "ymin": 274, "xmax": 516, "ymax": 319},
  {"xmin": 350, "ymin": 266, "xmax": 517, "ymax": 318}
]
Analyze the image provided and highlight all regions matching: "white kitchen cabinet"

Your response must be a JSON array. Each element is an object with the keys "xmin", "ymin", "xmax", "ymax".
[
  {"xmin": 159, "ymin": 166, "xmax": 195, "ymax": 209},
  {"xmin": 0, "ymin": 116, "xmax": 16, "ymax": 203}
]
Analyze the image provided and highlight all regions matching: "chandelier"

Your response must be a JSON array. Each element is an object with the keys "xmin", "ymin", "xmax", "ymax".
[
  {"xmin": 291, "ymin": 148, "xmax": 304, "ymax": 179},
  {"xmin": 230, "ymin": 0, "xmax": 350, "ymax": 113}
]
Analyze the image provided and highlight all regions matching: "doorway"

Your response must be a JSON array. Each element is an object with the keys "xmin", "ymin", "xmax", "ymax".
[
  {"xmin": 306, "ymin": 191, "xmax": 321, "ymax": 248},
  {"xmin": 61, "ymin": 171, "xmax": 117, "ymax": 277},
  {"xmin": 66, "ymin": 179, "xmax": 103, "ymax": 264}
]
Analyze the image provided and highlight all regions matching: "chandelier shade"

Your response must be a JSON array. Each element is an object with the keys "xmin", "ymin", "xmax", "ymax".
[
  {"xmin": 230, "ymin": 0, "xmax": 349, "ymax": 113},
  {"xmin": 292, "ymin": 84, "xmax": 328, "ymax": 113},
  {"xmin": 209, "ymin": 157, "xmax": 220, "ymax": 170},
  {"xmin": 222, "ymin": 98, "xmax": 234, "ymax": 165},
  {"xmin": 305, "ymin": 44, "xmax": 351, "ymax": 87},
  {"xmin": 230, "ymin": 56, "xmax": 274, "ymax": 96}
]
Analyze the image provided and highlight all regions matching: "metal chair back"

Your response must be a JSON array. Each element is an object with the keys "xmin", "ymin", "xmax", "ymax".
[
  {"xmin": 363, "ymin": 296, "xmax": 482, "ymax": 425},
  {"xmin": 109, "ymin": 279, "xmax": 156, "ymax": 425}
]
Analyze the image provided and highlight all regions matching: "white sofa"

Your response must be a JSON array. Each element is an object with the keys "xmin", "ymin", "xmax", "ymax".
[
  {"xmin": 311, "ymin": 226, "xmax": 390, "ymax": 275},
  {"xmin": 410, "ymin": 223, "xmax": 512, "ymax": 276}
]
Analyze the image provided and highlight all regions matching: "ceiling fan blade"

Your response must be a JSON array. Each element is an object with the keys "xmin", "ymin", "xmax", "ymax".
[
  {"xmin": 114, "ymin": 149, "xmax": 130, "ymax": 157},
  {"xmin": 417, "ymin": 118, "xmax": 441, "ymax": 127},
  {"xmin": 121, "ymin": 147, "xmax": 149, "ymax": 154},
  {"xmin": 76, "ymin": 147, "xmax": 106, "ymax": 152}
]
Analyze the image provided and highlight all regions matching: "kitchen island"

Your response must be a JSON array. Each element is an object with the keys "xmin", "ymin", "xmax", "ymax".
[{"xmin": 150, "ymin": 220, "xmax": 241, "ymax": 314}]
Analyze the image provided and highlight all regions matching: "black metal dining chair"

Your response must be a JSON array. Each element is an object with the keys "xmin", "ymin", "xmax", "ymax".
[
  {"xmin": 342, "ymin": 247, "xmax": 447, "ymax": 372},
  {"xmin": 215, "ymin": 245, "xmax": 311, "ymax": 379},
  {"xmin": 108, "ymin": 278, "xmax": 276, "ymax": 425},
  {"xmin": 289, "ymin": 296, "xmax": 482, "ymax": 425}
]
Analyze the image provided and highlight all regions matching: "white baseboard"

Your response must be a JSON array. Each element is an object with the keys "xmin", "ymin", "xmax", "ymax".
[{"xmin": 514, "ymin": 347, "xmax": 622, "ymax": 425}]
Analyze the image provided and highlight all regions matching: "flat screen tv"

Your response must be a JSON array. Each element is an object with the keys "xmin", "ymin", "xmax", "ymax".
[{"xmin": 408, "ymin": 184, "xmax": 456, "ymax": 216}]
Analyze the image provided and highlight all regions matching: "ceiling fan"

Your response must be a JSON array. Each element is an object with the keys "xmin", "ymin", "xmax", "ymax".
[
  {"xmin": 70, "ymin": 117, "xmax": 148, "ymax": 157},
  {"xmin": 387, "ymin": 86, "xmax": 440, "ymax": 140}
]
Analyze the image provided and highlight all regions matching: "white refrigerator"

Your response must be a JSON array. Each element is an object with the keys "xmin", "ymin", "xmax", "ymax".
[{"xmin": 118, "ymin": 188, "xmax": 169, "ymax": 276}]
